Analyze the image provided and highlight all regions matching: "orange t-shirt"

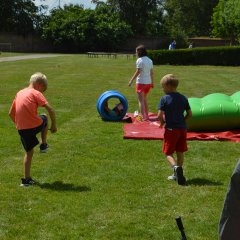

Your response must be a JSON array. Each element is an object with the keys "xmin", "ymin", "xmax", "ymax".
[{"xmin": 10, "ymin": 87, "xmax": 48, "ymax": 130}]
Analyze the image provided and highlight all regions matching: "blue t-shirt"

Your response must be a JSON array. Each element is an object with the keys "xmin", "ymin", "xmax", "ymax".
[{"xmin": 158, "ymin": 92, "xmax": 191, "ymax": 129}]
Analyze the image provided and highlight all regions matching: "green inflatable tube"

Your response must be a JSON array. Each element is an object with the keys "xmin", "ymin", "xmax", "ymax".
[{"xmin": 187, "ymin": 91, "xmax": 240, "ymax": 131}]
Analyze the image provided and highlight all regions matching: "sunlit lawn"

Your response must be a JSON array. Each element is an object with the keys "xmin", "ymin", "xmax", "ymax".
[{"xmin": 0, "ymin": 54, "xmax": 239, "ymax": 239}]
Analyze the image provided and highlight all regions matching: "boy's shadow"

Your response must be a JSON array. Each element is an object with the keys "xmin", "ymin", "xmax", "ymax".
[
  {"xmin": 36, "ymin": 181, "xmax": 91, "ymax": 192},
  {"xmin": 186, "ymin": 178, "xmax": 222, "ymax": 186}
]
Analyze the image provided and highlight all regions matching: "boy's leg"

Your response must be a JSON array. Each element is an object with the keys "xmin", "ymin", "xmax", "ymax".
[
  {"xmin": 41, "ymin": 122, "xmax": 48, "ymax": 144},
  {"xmin": 174, "ymin": 130, "xmax": 187, "ymax": 185},
  {"xmin": 166, "ymin": 154, "xmax": 176, "ymax": 167},
  {"xmin": 40, "ymin": 114, "xmax": 48, "ymax": 144},
  {"xmin": 21, "ymin": 149, "xmax": 37, "ymax": 187},
  {"xmin": 163, "ymin": 129, "xmax": 185, "ymax": 182},
  {"xmin": 165, "ymin": 152, "xmax": 186, "ymax": 185},
  {"xmin": 39, "ymin": 115, "xmax": 49, "ymax": 153},
  {"xmin": 175, "ymin": 129, "xmax": 187, "ymax": 165},
  {"xmin": 176, "ymin": 152, "xmax": 184, "ymax": 167},
  {"xmin": 166, "ymin": 154, "xmax": 177, "ymax": 181},
  {"xmin": 163, "ymin": 129, "xmax": 177, "ymax": 180},
  {"xmin": 24, "ymin": 149, "xmax": 34, "ymax": 179},
  {"xmin": 175, "ymin": 152, "xmax": 186, "ymax": 185}
]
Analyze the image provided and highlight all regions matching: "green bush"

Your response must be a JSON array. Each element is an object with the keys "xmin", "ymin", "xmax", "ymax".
[{"xmin": 148, "ymin": 46, "xmax": 240, "ymax": 66}]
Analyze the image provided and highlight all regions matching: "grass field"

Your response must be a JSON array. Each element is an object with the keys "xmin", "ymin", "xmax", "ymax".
[{"xmin": 0, "ymin": 54, "xmax": 239, "ymax": 240}]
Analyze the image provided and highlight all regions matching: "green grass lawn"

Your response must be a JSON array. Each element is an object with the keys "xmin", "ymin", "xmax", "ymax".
[{"xmin": 0, "ymin": 54, "xmax": 239, "ymax": 240}]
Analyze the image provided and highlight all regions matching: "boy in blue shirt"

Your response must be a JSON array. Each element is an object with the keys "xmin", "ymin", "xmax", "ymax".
[{"xmin": 158, "ymin": 74, "xmax": 192, "ymax": 185}]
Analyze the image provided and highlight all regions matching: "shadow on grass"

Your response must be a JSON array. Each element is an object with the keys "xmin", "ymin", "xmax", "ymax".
[
  {"xmin": 36, "ymin": 181, "xmax": 91, "ymax": 192},
  {"xmin": 186, "ymin": 178, "xmax": 223, "ymax": 186}
]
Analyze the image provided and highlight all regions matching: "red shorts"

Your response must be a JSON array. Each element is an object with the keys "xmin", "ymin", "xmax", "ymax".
[
  {"xmin": 162, "ymin": 128, "xmax": 188, "ymax": 155},
  {"xmin": 136, "ymin": 84, "xmax": 152, "ymax": 94}
]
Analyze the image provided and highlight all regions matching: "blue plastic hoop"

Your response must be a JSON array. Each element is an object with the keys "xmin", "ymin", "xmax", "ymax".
[{"xmin": 97, "ymin": 90, "xmax": 128, "ymax": 121}]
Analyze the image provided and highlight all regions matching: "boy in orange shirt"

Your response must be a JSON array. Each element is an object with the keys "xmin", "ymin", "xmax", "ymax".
[{"xmin": 9, "ymin": 72, "xmax": 57, "ymax": 187}]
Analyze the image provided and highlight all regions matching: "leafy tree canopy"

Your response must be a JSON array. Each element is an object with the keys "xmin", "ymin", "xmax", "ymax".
[
  {"xmin": 163, "ymin": 0, "xmax": 219, "ymax": 38},
  {"xmin": 92, "ymin": 0, "xmax": 165, "ymax": 36},
  {"xmin": 41, "ymin": 4, "xmax": 132, "ymax": 52},
  {"xmin": 0, "ymin": 0, "xmax": 45, "ymax": 34},
  {"xmin": 1, "ymin": 0, "xmax": 239, "ymax": 50},
  {"xmin": 211, "ymin": 0, "xmax": 240, "ymax": 43}
]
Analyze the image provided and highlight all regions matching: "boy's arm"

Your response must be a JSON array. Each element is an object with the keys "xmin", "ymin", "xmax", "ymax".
[
  {"xmin": 128, "ymin": 69, "xmax": 141, "ymax": 86},
  {"xmin": 185, "ymin": 109, "xmax": 192, "ymax": 121},
  {"xmin": 9, "ymin": 100, "xmax": 16, "ymax": 123},
  {"xmin": 44, "ymin": 103, "xmax": 57, "ymax": 133},
  {"xmin": 157, "ymin": 110, "xmax": 165, "ymax": 128}
]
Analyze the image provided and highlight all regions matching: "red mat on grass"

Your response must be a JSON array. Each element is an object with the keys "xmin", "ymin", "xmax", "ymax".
[{"xmin": 123, "ymin": 113, "xmax": 240, "ymax": 142}]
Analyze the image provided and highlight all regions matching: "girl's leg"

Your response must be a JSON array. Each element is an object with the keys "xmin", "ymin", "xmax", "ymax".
[
  {"xmin": 24, "ymin": 149, "xmax": 34, "ymax": 178},
  {"xmin": 137, "ymin": 92, "xmax": 145, "ymax": 116},
  {"xmin": 137, "ymin": 92, "xmax": 149, "ymax": 119},
  {"xmin": 143, "ymin": 93, "xmax": 149, "ymax": 119}
]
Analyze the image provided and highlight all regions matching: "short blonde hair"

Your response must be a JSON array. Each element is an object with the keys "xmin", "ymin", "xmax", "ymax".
[
  {"xmin": 160, "ymin": 74, "xmax": 178, "ymax": 88},
  {"xmin": 29, "ymin": 72, "xmax": 48, "ymax": 87}
]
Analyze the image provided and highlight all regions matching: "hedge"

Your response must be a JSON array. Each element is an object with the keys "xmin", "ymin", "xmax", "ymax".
[{"xmin": 148, "ymin": 46, "xmax": 240, "ymax": 66}]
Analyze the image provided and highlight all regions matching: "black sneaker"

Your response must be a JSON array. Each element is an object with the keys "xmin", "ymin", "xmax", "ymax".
[
  {"xmin": 174, "ymin": 166, "xmax": 186, "ymax": 185},
  {"xmin": 20, "ymin": 178, "xmax": 36, "ymax": 187},
  {"xmin": 40, "ymin": 143, "xmax": 49, "ymax": 153}
]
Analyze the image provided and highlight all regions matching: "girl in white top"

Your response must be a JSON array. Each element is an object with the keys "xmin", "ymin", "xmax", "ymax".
[{"xmin": 128, "ymin": 45, "xmax": 154, "ymax": 120}]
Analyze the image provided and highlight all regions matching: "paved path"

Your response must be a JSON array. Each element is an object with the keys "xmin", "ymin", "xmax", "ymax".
[{"xmin": 0, "ymin": 54, "xmax": 62, "ymax": 62}]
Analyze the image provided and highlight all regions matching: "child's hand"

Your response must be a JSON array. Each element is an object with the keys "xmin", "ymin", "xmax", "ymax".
[{"xmin": 50, "ymin": 125, "xmax": 57, "ymax": 133}]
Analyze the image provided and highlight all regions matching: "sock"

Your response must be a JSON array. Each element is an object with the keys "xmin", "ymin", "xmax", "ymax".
[{"xmin": 172, "ymin": 165, "xmax": 177, "ymax": 169}]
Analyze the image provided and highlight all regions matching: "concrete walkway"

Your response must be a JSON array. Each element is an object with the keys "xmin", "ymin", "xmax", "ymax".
[{"xmin": 0, "ymin": 54, "xmax": 62, "ymax": 62}]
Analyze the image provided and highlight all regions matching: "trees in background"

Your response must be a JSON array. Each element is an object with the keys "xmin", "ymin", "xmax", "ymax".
[
  {"xmin": 163, "ymin": 0, "xmax": 219, "ymax": 39},
  {"xmin": 211, "ymin": 0, "xmax": 240, "ymax": 44},
  {"xmin": 0, "ymin": 0, "xmax": 239, "ymax": 51},
  {"xmin": 41, "ymin": 4, "xmax": 132, "ymax": 51},
  {"xmin": 95, "ymin": 0, "xmax": 165, "ymax": 36},
  {"xmin": 94, "ymin": 4, "xmax": 132, "ymax": 50},
  {"xmin": 92, "ymin": 0, "xmax": 220, "ymax": 47},
  {"xmin": 0, "ymin": 0, "xmax": 45, "ymax": 35}
]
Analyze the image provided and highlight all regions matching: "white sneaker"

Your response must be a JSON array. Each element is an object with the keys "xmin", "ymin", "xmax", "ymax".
[
  {"xmin": 134, "ymin": 110, "xmax": 138, "ymax": 117},
  {"xmin": 167, "ymin": 174, "xmax": 176, "ymax": 181}
]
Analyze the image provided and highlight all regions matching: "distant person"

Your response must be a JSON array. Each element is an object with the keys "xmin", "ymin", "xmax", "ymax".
[
  {"xmin": 157, "ymin": 74, "xmax": 192, "ymax": 185},
  {"xmin": 169, "ymin": 40, "xmax": 176, "ymax": 50},
  {"xmin": 128, "ymin": 45, "xmax": 154, "ymax": 121},
  {"xmin": 188, "ymin": 42, "xmax": 193, "ymax": 48},
  {"xmin": 9, "ymin": 72, "xmax": 57, "ymax": 187}
]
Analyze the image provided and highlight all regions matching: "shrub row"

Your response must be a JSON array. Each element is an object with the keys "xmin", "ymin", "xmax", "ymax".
[{"xmin": 148, "ymin": 46, "xmax": 240, "ymax": 66}]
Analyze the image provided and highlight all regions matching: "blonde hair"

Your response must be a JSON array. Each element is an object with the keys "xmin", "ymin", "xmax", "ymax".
[
  {"xmin": 160, "ymin": 74, "xmax": 179, "ymax": 88},
  {"xmin": 29, "ymin": 72, "xmax": 48, "ymax": 87}
]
